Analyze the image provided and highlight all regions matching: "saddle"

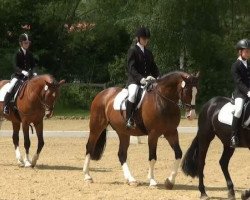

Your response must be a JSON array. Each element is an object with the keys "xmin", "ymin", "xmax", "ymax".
[
  {"xmin": 218, "ymin": 99, "xmax": 250, "ymax": 129},
  {"xmin": 113, "ymin": 82, "xmax": 154, "ymax": 111}
]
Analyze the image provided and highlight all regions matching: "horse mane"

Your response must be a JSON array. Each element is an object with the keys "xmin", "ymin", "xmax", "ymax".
[{"xmin": 157, "ymin": 71, "xmax": 190, "ymax": 85}]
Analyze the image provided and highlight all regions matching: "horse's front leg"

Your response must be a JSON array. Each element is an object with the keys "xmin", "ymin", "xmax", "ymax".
[
  {"xmin": 22, "ymin": 122, "xmax": 32, "ymax": 167},
  {"xmin": 148, "ymin": 133, "xmax": 159, "ymax": 187},
  {"xmin": 164, "ymin": 130, "xmax": 182, "ymax": 190},
  {"xmin": 118, "ymin": 134, "xmax": 137, "ymax": 185},
  {"xmin": 12, "ymin": 122, "xmax": 24, "ymax": 166},
  {"xmin": 32, "ymin": 121, "xmax": 44, "ymax": 167}
]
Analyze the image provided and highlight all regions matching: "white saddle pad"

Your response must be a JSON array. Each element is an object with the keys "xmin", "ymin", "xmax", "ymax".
[
  {"xmin": 0, "ymin": 83, "xmax": 10, "ymax": 102},
  {"xmin": 218, "ymin": 102, "xmax": 235, "ymax": 126},
  {"xmin": 113, "ymin": 88, "xmax": 146, "ymax": 110}
]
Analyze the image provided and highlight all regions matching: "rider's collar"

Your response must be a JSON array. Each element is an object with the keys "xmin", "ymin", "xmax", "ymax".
[
  {"xmin": 136, "ymin": 42, "xmax": 144, "ymax": 53},
  {"xmin": 21, "ymin": 47, "xmax": 26, "ymax": 55},
  {"xmin": 238, "ymin": 56, "xmax": 248, "ymax": 68}
]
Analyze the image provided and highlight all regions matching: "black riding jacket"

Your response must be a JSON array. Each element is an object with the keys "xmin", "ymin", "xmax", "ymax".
[
  {"xmin": 126, "ymin": 45, "xmax": 159, "ymax": 85},
  {"xmin": 13, "ymin": 48, "xmax": 36, "ymax": 78},
  {"xmin": 232, "ymin": 58, "xmax": 250, "ymax": 99}
]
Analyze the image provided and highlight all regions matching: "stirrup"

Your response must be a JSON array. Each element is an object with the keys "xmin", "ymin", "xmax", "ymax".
[
  {"xmin": 230, "ymin": 136, "xmax": 239, "ymax": 148},
  {"xmin": 126, "ymin": 118, "xmax": 136, "ymax": 129}
]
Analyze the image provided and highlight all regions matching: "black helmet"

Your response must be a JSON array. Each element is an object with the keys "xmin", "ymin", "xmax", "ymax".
[
  {"xmin": 136, "ymin": 27, "xmax": 150, "ymax": 38},
  {"xmin": 19, "ymin": 33, "xmax": 30, "ymax": 42},
  {"xmin": 236, "ymin": 39, "xmax": 250, "ymax": 50}
]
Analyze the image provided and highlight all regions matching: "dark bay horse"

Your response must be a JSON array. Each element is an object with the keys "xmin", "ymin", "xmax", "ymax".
[
  {"xmin": 182, "ymin": 96, "xmax": 250, "ymax": 200},
  {"xmin": 83, "ymin": 71, "xmax": 199, "ymax": 188},
  {"xmin": 0, "ymin": 74, "xmax": 65, "ymax": 167}
]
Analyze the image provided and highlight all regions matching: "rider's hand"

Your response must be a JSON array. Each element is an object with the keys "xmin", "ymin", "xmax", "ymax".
[
  {"xmin": 146, "ymin": 76, "xmax": 155, "ymax": 81},
  {"xmin": 140, "ymin": 78, "xmax": 147, "ymax": 85},
  {"xmin": 21, "ymin": 70, "xmax": 29, "ymax": 77},
  {"xmin": 247, "ymin": 91, "xmax": 250, "ymax": 98},
  {"xmin": 33, "ymin": 72, "xmax": 37, "ymax": 76}
]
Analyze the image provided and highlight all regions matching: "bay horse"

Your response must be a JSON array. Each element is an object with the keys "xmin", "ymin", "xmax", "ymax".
[
  {"xmin": 83, "ymin": 71, "xmax": 199, "ymax": 188},
  {"xmin": 182, "ymin": 96, "xmax": 250, "ymax": 200},
  {"xmin": 0, "ymin": 74, "xmax": 65, "ymax": 167}
]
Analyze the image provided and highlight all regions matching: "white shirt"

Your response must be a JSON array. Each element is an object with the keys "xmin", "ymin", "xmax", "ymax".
[
  {"xmin": 136, "ymin": 42, "xmax": 144, "ymax": 53},
  {"xmin": 21, "ymin": 47, "xmax": 26, "ymax": 55},
  {"xmin": 238, "ymin": 56, "xmax": 248, "ymax": 68}
]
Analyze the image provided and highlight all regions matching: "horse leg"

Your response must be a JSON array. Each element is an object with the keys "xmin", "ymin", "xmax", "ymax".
[
  {"xmin": 22, "ymin": 122, "xmax": 32, "ymax": 167},
  {"xmin": 83, "ymin": 114, "xmax": 108, "ymax": 183},
  {"xmin": 147, "ymin": 132, "xmax": 159, "ymax": 187},
  {"xmin": 164, "ymin": 130, "xmax": 182, "ymax": 189},
  {"xmin": 118, "ymin": 134, "xmax": 137, "ymax": 185},
  {"xmin": 219, "ymin": 146, "xmax": 235, "ymax": 200},
  {"xmin": 31, "ymin": 122, "xmax": 44, "ymax": 167},
  {"xmin": 198, "ymin": 136, "xmax": 212, "ymax": 200},
  {"xmin": 12, "ymin": 122, "xmax": 24, "ymax": 166}
]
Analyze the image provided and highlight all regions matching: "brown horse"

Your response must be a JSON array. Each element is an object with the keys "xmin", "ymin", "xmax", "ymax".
[
  {"xmin": 0, "ymin": 74, "xmax": 65, "ymax": 167},
  {"xmin": 83, "ymin": 71, "xmax": 199, "ymax": 188}
]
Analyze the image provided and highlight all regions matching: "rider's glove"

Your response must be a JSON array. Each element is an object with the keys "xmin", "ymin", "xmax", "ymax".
[
  {"xmin": 247, "ymin": 91, "xmax": 250, "ymax": 98},
  {"xmin": 146, "ymin": 76, "xmax": 156, "ymax": 81},
  {"xmin": 33, "ymin": 72, "xmax": 37, "ymax": 76},
  {"xmin": 140, "ymin": 78, "xmax": 147, "ymax": 85},
  {"xmin": 21, "ymin": 70, "xmax": 29, "ymax": 77}
]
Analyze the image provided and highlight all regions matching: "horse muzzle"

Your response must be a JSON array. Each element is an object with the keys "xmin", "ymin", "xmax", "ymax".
[{"xmin": 186, "ymin": 109, "xmax": 196, "ymax": 120}]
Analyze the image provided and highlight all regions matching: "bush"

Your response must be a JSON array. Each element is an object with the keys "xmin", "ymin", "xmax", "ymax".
[{"xmin": 58, "ymin": 83, "xmax": 103, "ymax": 110}]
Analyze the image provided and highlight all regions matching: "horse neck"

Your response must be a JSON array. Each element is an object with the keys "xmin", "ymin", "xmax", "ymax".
[
  {"xmin": 156, "ymin": 75, "xmax": 181, "ymax": 102},
  {"xmin": 25, "ymin": 75, "xmax": 51, "ymax": 102}
]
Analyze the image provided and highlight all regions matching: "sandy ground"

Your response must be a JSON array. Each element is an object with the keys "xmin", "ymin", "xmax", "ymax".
[
  {"xmin": 0, "ymin": 118, "xmax": 249, "ymax": 200},
  {"xmin": 0, "ymin": 118, "xmax": 198, "ymax": 131}
]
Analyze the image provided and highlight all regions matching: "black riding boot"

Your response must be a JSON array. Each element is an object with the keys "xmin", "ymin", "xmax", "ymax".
[
  {"xmin": 230, "ymin": 116, "xmax": 240, "ymax": 148},
  {"xmin": 3, "ymin": 92, "xmax": 12, "ymax": 115},
  {"xmin": 126, "ymin": 100, "xmax": 136, "ymax": 129}
]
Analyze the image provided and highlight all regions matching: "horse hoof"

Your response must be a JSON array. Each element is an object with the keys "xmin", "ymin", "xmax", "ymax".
[
  {"xmin": 164, "ymin": 178, "xmax": 174, "ymax": 190},
  {"xmin": 241, "ymin": 189, "xmax": 250, "ymax": 200},
  {"xmin": 24, "ymin": 161, "xmax": 32, "ymax": 168},
  {"xmin": 228, "ymin": 192, "xmax": 236, "ymax": 200},
  {"xmin": 200, "ymin": 195, "xmax": 210, "ymax": 200},
  {"xmin": 149, "ymin": 179, "xmax": 158, "ymax": 188},
  {"xmin": 128, "ymin": 181, "xmax": 138, "ymax": 187},
  {"xmin": 84, "ymin": 178, "xmax": 93, "ymax": 183},
  {"xmin": 17, "ymin": 159, "xmax": 24, "ymax": 167}
]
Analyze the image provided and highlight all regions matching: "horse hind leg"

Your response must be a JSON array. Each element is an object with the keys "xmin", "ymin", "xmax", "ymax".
[
  {"xmin": 12, "ymin": 122, "xmax": 24, "ymax": 166},
  {"xmin": 219, "ymin": 146, "xmax": 235, "ymax": 200},
  {"xmin": 83, "ymin": 112, "xmax": 108, "ymax": 183},
  {"xmin": 22, "ymin": 122, "xmax": 32, "ymax": 167}
]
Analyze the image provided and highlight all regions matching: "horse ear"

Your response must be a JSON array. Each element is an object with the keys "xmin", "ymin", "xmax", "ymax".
[{"xmin": 59, "ymin": 80, "xmax": 66, "ymax": 85}]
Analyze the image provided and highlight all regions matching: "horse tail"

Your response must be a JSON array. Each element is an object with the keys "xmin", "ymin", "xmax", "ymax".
[
  {"xmin": 181, "ymin": 135, "xmax": 199, "ymax": 178},
  {"xmin": 86, "ymin": 129, "xmax": 107, "ymax": 161}
]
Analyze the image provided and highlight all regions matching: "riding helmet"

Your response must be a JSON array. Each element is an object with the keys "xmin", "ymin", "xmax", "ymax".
[
  {"xmin": 136, "ymin": 26, "xmax": 151, "ymax": 38},
  {"xmin": 19, "ymin": 33, "xmax": 30, "ymax": 42},
  {"xmin": 236, "ymin": 39, "xmax": 250, "ymax": 50}
]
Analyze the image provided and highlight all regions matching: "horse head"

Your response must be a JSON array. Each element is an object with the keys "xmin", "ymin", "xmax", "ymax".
[
  {"xmin": 43, "ymin": 78, "xmax": 65, "ymax": 118},
  {"xmin": 179, "ymin": 72, "xmax": 199, "ymax": 120}
]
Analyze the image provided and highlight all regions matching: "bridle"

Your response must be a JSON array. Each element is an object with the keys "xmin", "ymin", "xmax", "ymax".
[
  {"xmin": 38, "ymin": 84, "xmax": 58, "ymax": 112},
  {"xmin": 154, "ymin": 80, "xmax": 197, "ymax": 110}
]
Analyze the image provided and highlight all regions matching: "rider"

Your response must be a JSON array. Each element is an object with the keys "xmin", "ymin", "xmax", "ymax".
[
  {"xmin": 125, "ymin": 26, "xmax": 160, "ymax": 129},
  {"xmin": 231, "ymin": 38, "xmax": 250, "ymax": 148},
  {"xmin": 3, "ymin": 33, "xmax": 37, "ymax": 115}
]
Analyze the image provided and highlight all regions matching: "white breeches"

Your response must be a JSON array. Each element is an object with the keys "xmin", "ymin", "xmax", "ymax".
[
  {"xmin": 8, "ymin": 78, "xmax": 18, "ymax": 93},
  {"xmin": 234, "ymin": 97, "xmax": 245, "ymax": 118},
  {"xmin": 128, "ymin": 84, "xmax": 139, "ymax": 103}
]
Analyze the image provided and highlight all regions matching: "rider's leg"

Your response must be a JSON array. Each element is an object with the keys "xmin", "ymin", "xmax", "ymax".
[
  {"xmin": 230, "ymin": 97, "xmax": 244, "ymax": 148},
  {"xmin": 3, "ymin": 78, "xmax": 18, "ymax": 115},
  {"xmin": 126, "ymin": 84, "xmax": 139, "ymax": 129}
]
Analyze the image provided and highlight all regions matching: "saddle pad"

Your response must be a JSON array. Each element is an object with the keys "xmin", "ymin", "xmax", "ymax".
[
  {"xmin": 218, "ymin": 102, "xmax": 234, "ymax": 126},
  {"xmin": 0, "ymin": 83, "xmax": 10, "ymax": 102},
  {"xmin": 113, "ymin": 88, "xmax": 146, "ymax": 110}
]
